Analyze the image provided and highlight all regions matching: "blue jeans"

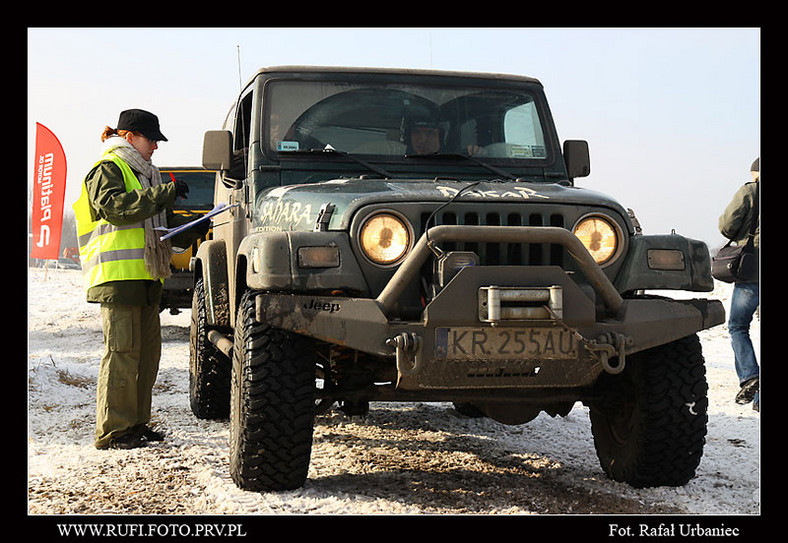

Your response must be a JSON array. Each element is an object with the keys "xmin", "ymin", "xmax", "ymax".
[{"xmin": 729, "ymin": 282, "xmax": 759, "ymax": 394}]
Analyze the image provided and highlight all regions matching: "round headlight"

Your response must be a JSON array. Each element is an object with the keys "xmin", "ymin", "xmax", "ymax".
[
  {"xmin": 359, "ymin": 212, "xmax": 412, "ymax": 266},
  {"xmin": 573, "ymin": 215, "xmax": 619, "ymax": 265}
]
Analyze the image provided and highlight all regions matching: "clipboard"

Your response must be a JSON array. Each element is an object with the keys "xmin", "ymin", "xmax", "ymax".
[{"xmin": 155, "ymin": 202, "xmax": 238, "ymax": 241}]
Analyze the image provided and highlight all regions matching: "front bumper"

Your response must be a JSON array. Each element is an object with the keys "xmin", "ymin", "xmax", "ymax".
[{"xmin": 254, "ymin": 225, "xmax": 725, "ymax": 392}]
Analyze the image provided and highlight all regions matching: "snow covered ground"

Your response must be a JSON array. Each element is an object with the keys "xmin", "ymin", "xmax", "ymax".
[{"xmin": 27, "ymin": 267, "xmax": 760, "ymax": 519}]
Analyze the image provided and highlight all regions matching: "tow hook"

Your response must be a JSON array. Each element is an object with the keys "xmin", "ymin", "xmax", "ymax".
[
  {"xmin": 386, "ymin": 332, "xmax": 422, "ymax": 376},
  {"xmin": 590, "ymin": 333, "xmax": 632, "ymax": 375}
]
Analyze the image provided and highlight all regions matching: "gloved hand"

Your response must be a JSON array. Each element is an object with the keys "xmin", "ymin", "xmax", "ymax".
[{"xmin": 172, "ymin": 179, "xmax": 189, "ymax": 199}]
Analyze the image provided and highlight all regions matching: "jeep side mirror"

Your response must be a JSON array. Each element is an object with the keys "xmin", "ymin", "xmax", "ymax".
[
  {"xmin": 563, "ymin": 140, "xmax": 590, "ymax": 179},
  {"xmin": 202, "ymin": 130, "xmax": 233, "ymax": 171}
]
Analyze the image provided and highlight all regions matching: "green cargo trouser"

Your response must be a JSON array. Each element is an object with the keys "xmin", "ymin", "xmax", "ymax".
[{"xmin": 95, "ymin": 303, "xmax": 161, "ymax": 448}]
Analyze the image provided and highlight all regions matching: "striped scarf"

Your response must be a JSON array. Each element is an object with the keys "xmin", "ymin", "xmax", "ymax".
[{"xmin": 101, "ymin": 137, "xmax": 172, "ymax": 280}]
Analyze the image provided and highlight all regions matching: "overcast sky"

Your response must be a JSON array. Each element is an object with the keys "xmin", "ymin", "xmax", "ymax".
[{"xmin": 28, "ymin": 27, "xmax": 759, "ymax": 247}]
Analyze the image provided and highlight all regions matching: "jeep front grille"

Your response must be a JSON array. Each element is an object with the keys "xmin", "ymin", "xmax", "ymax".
[{"xmin": 418, "ymin": 208, "xmax": 566, "ymax": 267}]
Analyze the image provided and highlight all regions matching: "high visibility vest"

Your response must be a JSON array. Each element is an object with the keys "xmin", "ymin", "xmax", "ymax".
[{"xmin": 73, "ymin": 155, "xmax": 158, "ymax": 289}]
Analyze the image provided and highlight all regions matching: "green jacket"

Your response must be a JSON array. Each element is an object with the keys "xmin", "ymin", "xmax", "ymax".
[
  {"xmin": 82, "ymin": 161, "xmax": 207, "ymax": 306},
  {"xmin": 719, "ymin": 181, "xmax": 759, "ymax": 249}
]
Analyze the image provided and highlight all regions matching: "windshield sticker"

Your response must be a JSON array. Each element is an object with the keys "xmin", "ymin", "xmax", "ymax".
[
  {"xmin": 509, "ymin": 145, "xmax": 546, "ymax": 158},
  {"xmin": 277, "ymin": 141, "xmax": 300, "ymax": 152},
  {"xmin": 436, "ymin": 185, "xmax": 550, "ymax": 200}
]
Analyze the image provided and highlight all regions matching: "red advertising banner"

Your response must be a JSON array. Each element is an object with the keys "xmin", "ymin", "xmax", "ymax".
[{"xmin": 30, "ymin": 123, "xmax": 67, "ymax": 260}]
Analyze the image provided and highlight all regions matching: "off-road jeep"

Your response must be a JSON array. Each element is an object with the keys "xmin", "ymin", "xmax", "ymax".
[{"xmin": 190, "ymin": 66, "xmax": 725, "ymax": 492}]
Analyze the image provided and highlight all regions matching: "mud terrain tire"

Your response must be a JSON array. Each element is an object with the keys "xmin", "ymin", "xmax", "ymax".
[
  {"xmin": 189, "ymin": 278, "xmax": 231, "ymax": 419},
  {"xmin": 589, "ymin": 334, "xmax": 708, "ymax": 488},
  {"xmin": 229, "ymin": 290, "xmax": 317, "ymax": 491}
]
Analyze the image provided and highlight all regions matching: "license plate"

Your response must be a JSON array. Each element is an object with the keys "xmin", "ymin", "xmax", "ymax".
[{"xmin": 435, "ymin": 327, "xmax": 577, "ymax": 360}]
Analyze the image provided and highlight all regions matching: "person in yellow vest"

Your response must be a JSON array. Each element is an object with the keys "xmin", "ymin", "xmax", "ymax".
[{"xmin": 74, "ymin": 109, "xmax": 209, "ymax": 449}]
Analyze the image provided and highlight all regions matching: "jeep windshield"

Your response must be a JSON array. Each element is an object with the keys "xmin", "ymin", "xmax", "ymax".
[{"xmin": 265, "ymin": 79, "xmax": 550, "ymax": 168}]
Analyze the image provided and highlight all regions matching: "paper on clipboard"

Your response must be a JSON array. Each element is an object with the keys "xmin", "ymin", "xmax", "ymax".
[{"xmin": 156, "ymin": 202, "xmax": 238, "ymax": 241}]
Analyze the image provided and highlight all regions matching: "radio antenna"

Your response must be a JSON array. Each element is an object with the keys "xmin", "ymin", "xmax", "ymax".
[
  {"xmin": 234, "ymin": 45, "xmax": 249, "ymax": 192},
  {"xmin": 236, "ymin": 45, "xmax": 243, "ymax": 90}
]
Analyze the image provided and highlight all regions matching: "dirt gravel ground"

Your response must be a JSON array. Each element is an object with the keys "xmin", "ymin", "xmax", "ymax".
[{"xmin": 27, "ymin": 268, "xmax": 762, "ymax": 534}]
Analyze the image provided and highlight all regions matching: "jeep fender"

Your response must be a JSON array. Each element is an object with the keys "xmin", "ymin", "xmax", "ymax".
[
  {"xmin": 194, "ymin": 239, "xmax": 230, "ymax": 328},
  {"xmin": 237, "ymin": 231, "xmax": 369, "ymax": 294},
  {"xmin": 613, "ymin": 234, "xmax": 714, "ymax": 293}
]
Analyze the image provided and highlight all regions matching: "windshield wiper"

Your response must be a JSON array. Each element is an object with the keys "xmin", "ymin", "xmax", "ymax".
[
  {"xmin": 406, "ymin": 152, "xmax": 518, "ymax": 181},
  {"xmin": 281, "ymin": 145, "xmax": 393, "ymax": 178}
]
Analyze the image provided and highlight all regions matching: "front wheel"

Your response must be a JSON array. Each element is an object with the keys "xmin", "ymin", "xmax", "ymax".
[
  {"xmin": 229, "ymin": 290, "xmax": 317, "ymax": 491},
  {"xmin": 589, "ymin": 334, "xmax": 708, "ymax": 488}
]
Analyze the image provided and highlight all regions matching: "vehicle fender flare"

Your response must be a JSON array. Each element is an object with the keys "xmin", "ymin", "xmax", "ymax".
[{"xmin": 194, "ymin": 239, "xmax": 230, "ymax": 328}]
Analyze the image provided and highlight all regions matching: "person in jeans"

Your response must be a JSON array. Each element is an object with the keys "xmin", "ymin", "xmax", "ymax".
[{"xmin": 718, "ymin": 158, "xmax": 760, "ymax": 411}]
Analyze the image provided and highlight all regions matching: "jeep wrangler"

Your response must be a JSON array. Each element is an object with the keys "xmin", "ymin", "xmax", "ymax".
[{"xmin": 189, "ymin": 66, "xmax": 724, "ymax": 492}]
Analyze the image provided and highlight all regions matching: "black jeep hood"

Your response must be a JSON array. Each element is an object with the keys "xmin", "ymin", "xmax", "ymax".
[{"xmin": 254, "ymin": 177, "xmax": 631, "ymax": 232}]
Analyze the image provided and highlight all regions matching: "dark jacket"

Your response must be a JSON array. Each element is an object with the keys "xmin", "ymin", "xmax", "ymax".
[
  {"xmin": 719, "ymin": 181, "xmax": 759, "ymax": 249},
  {"xmin": 83, "ymin": 161, "xmax": 207, "ymax": 306}
]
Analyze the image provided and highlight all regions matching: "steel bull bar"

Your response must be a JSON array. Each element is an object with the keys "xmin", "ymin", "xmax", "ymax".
[
  {"xmin": 247, "ymin": 225, "xmax": 724, "ymax": 386},
  {"xmin": 376, "ymin": 226, "xmax": 623, "ymax": 317}
]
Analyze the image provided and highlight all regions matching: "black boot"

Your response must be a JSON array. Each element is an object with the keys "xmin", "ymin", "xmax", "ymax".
[
  {"xmin": 735, "ymin": 377, "xmax": 759, "ymax": 405},
  {"xmin": 96, "ymin": 432, "xmax": 146, "ymax": 450}
]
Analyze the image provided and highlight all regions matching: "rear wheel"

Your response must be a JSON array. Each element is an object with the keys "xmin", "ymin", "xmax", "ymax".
[
  {"xmin": 229, "ymin": 289, "xmax": 317, "ymax": 491},
  {"xmin": 589, "ymin": 334, "xmax": 708, "ymax": 487},
  {"xmin": 189, "ymin": 278, "xmax": 231, "ymax": 419}
]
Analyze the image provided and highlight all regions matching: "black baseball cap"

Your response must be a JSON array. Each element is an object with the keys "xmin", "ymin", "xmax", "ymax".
[{"xmin": 117, "ymin": 109, "xmax": 168, "ymax": 142}]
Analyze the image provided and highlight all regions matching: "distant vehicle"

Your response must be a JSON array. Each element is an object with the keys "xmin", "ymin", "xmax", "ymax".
[
  {"xmin": 159, "ymin": 167, "xmax": 216, "ymax": 313},
  {"xmin": 54, "ymin": 259, "xmax": 80, "ymax": 270},
  {"xmin": 62, "ymin": 247, "xmax": 80, "ymax": 265}
]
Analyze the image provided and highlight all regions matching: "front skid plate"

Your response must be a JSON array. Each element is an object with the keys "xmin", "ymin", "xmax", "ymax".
[{"xmin": 255, "ymin": 292, "xmax": 603, "ymax": 390}]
